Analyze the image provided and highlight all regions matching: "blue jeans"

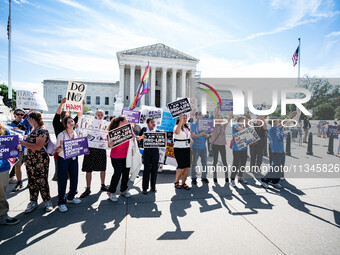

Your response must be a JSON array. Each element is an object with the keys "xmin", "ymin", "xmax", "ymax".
[
  {"xmin": 191, "ymin": 148, "xmax": 208, "ymax": 180},
  {"xmin": 57, "ymin": 156, "xmax": 79, "ymax": 205},
  {"xmin": 261, "ymin": 152, "xmax": 285, "ymax": 184}
]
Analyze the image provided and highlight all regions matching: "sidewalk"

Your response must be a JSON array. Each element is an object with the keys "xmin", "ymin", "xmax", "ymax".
[{"xmin": 0, "ymin": 136, "xmax": 339, "ymax": 255}]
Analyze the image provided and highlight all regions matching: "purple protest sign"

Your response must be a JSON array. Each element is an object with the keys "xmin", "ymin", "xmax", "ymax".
[
  {"xmin": 220, "ymin": 99, "xmax": 233, "ymax": 111},
  {"xmin": 197, "ymin": 119, "xmax": 214, "ymax": 133},
  {"xmin": 121, "ymin": 109, "xmax": 141, "ymax": 123},
  {"xmin": 63, "ymin": 137, "xmax": 89, "ymax": 159},
  {"xmin": 0, "ymin": 135, "xmax": 19, "ymax": 160}
]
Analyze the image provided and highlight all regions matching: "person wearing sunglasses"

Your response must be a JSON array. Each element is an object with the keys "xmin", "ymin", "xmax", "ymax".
[{"xmin": 7, "ymin": 108, "xmax": 32, "ymax": 192}]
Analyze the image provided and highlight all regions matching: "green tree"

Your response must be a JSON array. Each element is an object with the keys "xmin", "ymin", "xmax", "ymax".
[
  {"xmin": 83, "ymin": 105, "xmax": 91, "ymax": 114},
  {"xmin": 0, "ymin": 84, "xmax": 16, "ymax": 109},
  {"xmin": 335, "ymin": 106, "xmax": 340, "ymax": 120},
  {"xmin": 314, "ymin": 103, "xmax": 335, "ymax": 120}
]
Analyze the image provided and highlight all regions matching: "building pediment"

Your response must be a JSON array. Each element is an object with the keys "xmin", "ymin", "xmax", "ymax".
[{"xmin": 117, "ymin": 43, "xmax": 199, "ymax": 62}]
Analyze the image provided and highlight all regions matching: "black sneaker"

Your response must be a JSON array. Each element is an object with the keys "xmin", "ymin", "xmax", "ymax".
[
  {"xmin": 12, "ymin": 181, "xmax": 23, "ymax": 192},
  {"xmin": 201, "ymin": 178, "xmax": 209, "ymax": 183},
  {"xmin": 225, "ymin": 178, "xmax": 229, "ymax": 183},
  {"xmin": 191, "ymin": 179, "xmax": 198, "ymax": 185},
  {"xmin": 142, "ymin": 190, "xmax": 148, "ymax": 194},
  {"xmin": 80, "ymin": 188, "xmax": 91, "ymax": 198},
  {"xmin": 101, "ymin": 185, "xmax": 109, "ymax": 192},
  {"xmin": 0, "ymin": 217, "xmax": 20, "ymax": 225},
  {"xmin": 213, "ymin": 178, "xmax": 218, "ymax": 183}
]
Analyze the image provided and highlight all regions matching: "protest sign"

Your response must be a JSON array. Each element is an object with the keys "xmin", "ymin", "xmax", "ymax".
[
  {"xmin": 143, "ymin": 132, "xmax": 166, "ymax": 148},
  {"xmin": 140, "ymin": 106, "xmax": 163, "ymax": 126},
  {"xmin": 167, "ymin": 98, "xmax": 192, "ymax": 118},
  {"xmin": 327, "ymin": 125, "xmax": 339, "ymax": 138},
  {"xmin": 157, "ymin": 112, "xmax": 177, "ymax": 132},
  {"xmin": 78, "ymin": 116, "xmax": 110, "ymax": 149},
  {"xmin": 16, "ymin": 90, "xmax": 48, "ymax": 111},
  {"xmin": 64, "ymin": 82, "xmax": 87, "ymax": 112},
  {"xmin": 159, "ymin": 147, "xmax": 166, "ymax": 165},
  {"xmin": 197, "ymin": 119, "xmax": 214, "ymax": 133},
  {"xmin": 0, "ymin": 135, "xmax": 19, "ymax": 160},
  {"xmin": 121, "ymin": 109, "xmax": 141, "ymax": 123},
  {"xmin": 233, "ymin": 127, "xmax": 260, "ymax": 150},
  {"xmin": 63, "ymin": 137, "xmax": 89, "ymax": 159},
  {"xmin": 108, "ymin": 123, "xmax": 134, "ymax": 148},
  {"xmin": 5, "ymin": 126, "xmax": 25, "ymax": 140},
  {"xmin": 220, "ymin": 99, "xmax": 233, "ymax": 111}
]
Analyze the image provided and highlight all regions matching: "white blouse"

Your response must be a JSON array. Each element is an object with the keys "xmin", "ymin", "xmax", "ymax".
[{"xmin": 173, "ymin": 125, "xmax": 191, "ymax": 148}]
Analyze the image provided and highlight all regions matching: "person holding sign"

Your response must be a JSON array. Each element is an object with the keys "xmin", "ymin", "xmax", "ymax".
[
  {"xmin": 139, "ymin": 118, "xmax": 159, "ymax": 194},
  {"xmin": 7, "ymin": 108, "xmax": 32, "ymax": 192},
  {"xmin": 0, "ymin": 122, "xmax": 21, "ymax": 225},
  {"xmin": 249, "ymin": 115, "xmax": 267, "ymax": 174},
  {"xmin": 231, "ymin": 116, "xmax": 249, "ymax": 187},
  {"xmin": 261, "ymin": 114, "xmax": 296, "ymax": 189},
  {"xmin": 190, "ymin": 112, "xmax": 209, "ymax": 185},
  {"xmin": 55, "ymin": 117, "xmax": 82, "ymax": 212},
  {"xmin": 173, "ymin": 114, "xmax": 191, "ymax": 190},
  {"xmin": 52, "ymin": 97, "xmax": 83, "ymax": 182},
  {"xmin": 210, "ymin": 108, "xmax": 233, "ymax": 183},
  {"xmin": 19, "ymin": 112, "xmax": 53, "ymax": 214},
  {"xmin": 107, "ymin": 116, "xmax": 133, "ymax": 202},
  {"xmin": 80, "ymin": 110, "xmax": 109, "ymax": 199}
]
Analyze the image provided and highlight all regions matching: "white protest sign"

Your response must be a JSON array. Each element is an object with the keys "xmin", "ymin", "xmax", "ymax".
[
  {"xmin": 16, "ymin": 90, "xmax": 48, "ymax": 111},
  {"xmin": 64, "ymin": 82, "xmax": 87, "ymax": 112},
  {"xmin": 78, "ymin": 116, "xmax": 110, "ymax": 149},
  {"xmin": 233, "ymin": 127, "xmax": 260, "ymax": 150},
  {"xmin": 140, "ymin": 105, "xmax": 163, "ymax": 126}
]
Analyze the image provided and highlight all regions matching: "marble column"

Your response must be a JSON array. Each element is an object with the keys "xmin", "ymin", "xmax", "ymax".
[
  {"xmin": 129, "ymin": 65, "xmax": 135, "ymax": 107},
  {"xmin": 119, "ymin": 65, "xmax": 125, "ymax": 100},
  {"xmin": 151, "ymin": 66, "xmax": 156, "ymax": 106},
  {"xmin": 181, "ymin": 69, "xmax": 187, "ymax": 98},
  {"xmin": 140, "ymin": 66, "xmax": 146, "ymax": 106},
  {"xmin": 161, "ymin": 68, "xmax": 167, "ymax": 108},
  {"xmin": 171, "ymin": 69, "xmax": 177, "ymax": 102}
]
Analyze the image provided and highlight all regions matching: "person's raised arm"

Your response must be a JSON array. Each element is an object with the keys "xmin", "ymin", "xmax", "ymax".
[
  {"xmin": 56, "ymin": 97, "xmax": 67, "ymax": 115},
  {"xmin": 174, "ymin": 115, "xmax": 183, "ymax": 135},
  {"xmin": 223, "ymin": 112, "xmax": 233, "ymax": 127}
]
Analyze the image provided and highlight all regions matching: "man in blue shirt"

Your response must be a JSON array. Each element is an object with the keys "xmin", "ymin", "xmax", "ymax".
[
  {"xmin": 191, "ymin": 112, "xmax": 209, "ymax": 185},
  {"xmin": 261, "ymin": 117, "xmax": 294, "ymax": 189},
  {"xmin": 7, "ymin": 108, "xmax": 31, "ymax": 191}
]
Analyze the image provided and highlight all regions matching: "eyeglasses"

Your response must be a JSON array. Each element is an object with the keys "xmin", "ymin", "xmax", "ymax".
[{"xmin": 15, "ymin": 113, "xmax": 24, "ymax": 116}]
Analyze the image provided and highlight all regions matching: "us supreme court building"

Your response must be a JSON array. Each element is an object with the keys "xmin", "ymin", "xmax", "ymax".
[{"xmin": 43, "ymin": 43, "xmax": 230, "ymax": 115}]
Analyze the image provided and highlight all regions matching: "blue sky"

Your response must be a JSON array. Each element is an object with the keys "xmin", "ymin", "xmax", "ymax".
[{"xmin": 0, "ymin": 0, "xmax": 339, "ymax": 94}]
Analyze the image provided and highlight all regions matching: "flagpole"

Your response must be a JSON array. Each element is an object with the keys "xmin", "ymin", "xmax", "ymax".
[
  {"xmin": 8, "ymin": 0, "xmax": 12, "ymax": 106},
  {"xmin": 298, "ymin": 38, "xmax": 301, "ymax": 85}
]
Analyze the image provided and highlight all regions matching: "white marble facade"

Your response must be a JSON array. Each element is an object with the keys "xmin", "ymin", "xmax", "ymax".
[
  {"xmin": 43, "ymin": 43, "xmax": 199, "ymax": 114},
  {"xmin": 43, "ymin": 79, "xmax": 119, "ymax": 115},
  {"xmin": 117, "ymin": 43, "xmax": 199, "ymax": 108}
]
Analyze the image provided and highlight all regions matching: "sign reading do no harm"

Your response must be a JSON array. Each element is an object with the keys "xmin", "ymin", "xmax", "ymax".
[{"xmin": 65, "ymin": 82, "xmax": 87, "ymax": 112}]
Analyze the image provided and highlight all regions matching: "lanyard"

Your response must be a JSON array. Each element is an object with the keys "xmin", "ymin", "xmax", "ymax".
[{"xmin": 66, "ymin": 130, "xmax": 74, "ymax": 140}]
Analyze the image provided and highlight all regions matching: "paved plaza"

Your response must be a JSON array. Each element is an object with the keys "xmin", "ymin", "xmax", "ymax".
[{"xmin": 0, "ymin": 135, "xmax": 339, "ymax": 255}]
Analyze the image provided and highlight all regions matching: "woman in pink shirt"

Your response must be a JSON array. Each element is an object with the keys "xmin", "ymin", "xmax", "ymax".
[{"xmin": 107, "ymin": 116, "xmax": 132, "ymax": 202}]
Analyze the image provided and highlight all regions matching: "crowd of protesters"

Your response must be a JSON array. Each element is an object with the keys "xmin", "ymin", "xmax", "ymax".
[{"xmin": 1, "ymin": 99, "xmax": 339, "ymax": 225}]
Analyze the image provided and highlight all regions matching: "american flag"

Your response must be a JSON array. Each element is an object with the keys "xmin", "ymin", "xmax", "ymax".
[
  {"xmin": 7, "ymin": 16, "xmax": 10, "ymax": 40},
  {"xmin": 292, "ymin": 46, "xmax": 299, "ymax": 67}
]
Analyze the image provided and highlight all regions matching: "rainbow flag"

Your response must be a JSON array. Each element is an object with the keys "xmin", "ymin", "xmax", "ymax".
[{"xmin": 130, "ymin": 63, "xmax": 150, "ymax": 110}]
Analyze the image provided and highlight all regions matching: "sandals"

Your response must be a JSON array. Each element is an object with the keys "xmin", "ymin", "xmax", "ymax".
[
  {"xmin": 174, "ymin": 182, "xmax": 182, "ymax": 189},
  {"xmin": 181, "ymin": 183, "xmax": 190, "ymax": 190}
]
